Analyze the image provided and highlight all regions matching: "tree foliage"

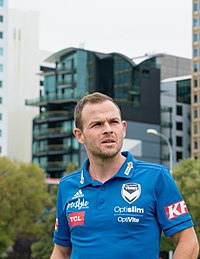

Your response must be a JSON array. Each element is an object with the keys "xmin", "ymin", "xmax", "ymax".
[
  {"xmin": 160, "ymin": 158, "xmax": 200, "ymax": 250},
  {"xmin": 0, "ymin": 157, "xmax": 51, "ymax": 257},
  {"xmin": 31, "ymin": 161, "xmax": 78, "ymax": 258},
  {"xmin": 31, "ymin": 209, "xmax": 56, "ymax": 259},
  {"xmin": 173, "ymin": 158, "xmax": 200, "ymax": 239}
]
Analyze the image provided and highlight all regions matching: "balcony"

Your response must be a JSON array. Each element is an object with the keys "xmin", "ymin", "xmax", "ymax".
[
  {"xmin": 33, "ymin": 144, "xmax": 73, "ymax": 156},
  {"xmin": 34, "ymin": 111, "xmax": 73, "ymax": 123},
  {"xmin": 25, "ymin": 91, "xmax": 87, "ymax": 106},
  {"xmin": 45, "ymin": 161, "xmax": 68, "ymax": 172},
  {"xmin": 33, "ymin": 127, "xmax": 72, "ymax": 140}
]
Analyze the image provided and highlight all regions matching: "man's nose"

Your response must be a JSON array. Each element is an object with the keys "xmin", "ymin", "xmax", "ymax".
[{"xmin": 103, "ymin": 122, "xmax": 113, "ymax": 133}]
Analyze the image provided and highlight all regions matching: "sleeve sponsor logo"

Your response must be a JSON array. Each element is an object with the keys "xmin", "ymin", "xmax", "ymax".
[
  {"xmin": 164, "ymin": 200, "xmax": 188, "ymax": 220},
  {"xmin": 68, "ymin": 211, "xmax": 85, "ymax": 227},
  {"xmin": 54, "ymin": 218, "xmax": 58, "ymax": 232}
]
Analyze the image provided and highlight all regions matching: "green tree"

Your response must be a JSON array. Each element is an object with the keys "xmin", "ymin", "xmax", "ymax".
[
  {"xmin": 31, "ymin": 209, "xmax": 56, "ymax": 259},
  {"xmin": 160, "ymin": 158, "xmax": 200, "ymax": 250},
  {"xmin": 31, "ymin": 162, "xmax": 78, "ymax": 258},
  {"xmin": 0, "ymin": 157, "xmax": 51, "ymax": 257},
  {"xmin": 31, "ymin": 186, "xmax": 57, "ymax": 259}
]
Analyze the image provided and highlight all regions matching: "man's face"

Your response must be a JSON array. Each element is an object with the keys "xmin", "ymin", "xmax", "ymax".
[{"xmin": 74, "ymin": 100, "xmax": 126, "ymax": 160}]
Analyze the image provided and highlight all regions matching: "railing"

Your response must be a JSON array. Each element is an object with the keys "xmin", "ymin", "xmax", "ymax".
[
  {"xmin": 33, "ymin": 144, "xmax": 72, "ymax": 155},
  {"xmin": 26, "ymin": 91, "xmax": 87, "ymax": 106},
  {"xmin": 34, "ymin": 111, "xmax": 73, "ymax": 122},
  {"xmin": 33, "ymin": 127, "xmax": 72, "ymax": 138},
  {"xmin": 45, "ymin": 161, "xmax": 67, "ymax": 171}
]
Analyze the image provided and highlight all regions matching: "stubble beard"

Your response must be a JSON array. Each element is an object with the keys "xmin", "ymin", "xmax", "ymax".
[{"xmin": 86, "ymin": 138, "xmax": 124, "ymax": 161}]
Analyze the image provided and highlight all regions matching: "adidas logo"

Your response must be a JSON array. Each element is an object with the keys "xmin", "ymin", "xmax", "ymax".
[{"xmin": 72, "ymin": 189, "xmax": 84, "ymax": 199}]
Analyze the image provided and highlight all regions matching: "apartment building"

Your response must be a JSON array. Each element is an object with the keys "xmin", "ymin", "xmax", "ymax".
[
  {"xmin": 161, "ymin": 76, "xmax": 191, "ymax": 169},
  {"xmin": 26, "ymin": 47, "xmax": 161, "ymax": 178},
  {"xmin": 192, "ymin": 0, "xmax": 200, "ymax": 159},
  {"xmin": 0, "ymin": 1, "xmax": 40, "ymax": 162}
]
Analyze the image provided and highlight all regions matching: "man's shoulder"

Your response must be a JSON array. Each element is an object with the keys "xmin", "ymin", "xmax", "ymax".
[
  {"xmin": 134, "ymin": 158, "xmax": 168, "ymax": 173},
  {"xmin": 59, "ymin": 169, "xmax": 82, "ymax": 185}
]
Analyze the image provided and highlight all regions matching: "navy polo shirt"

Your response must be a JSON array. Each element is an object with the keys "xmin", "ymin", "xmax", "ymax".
[{"xmin": 53, "ymin": 151, "xmax": 193, "ymax": 259}]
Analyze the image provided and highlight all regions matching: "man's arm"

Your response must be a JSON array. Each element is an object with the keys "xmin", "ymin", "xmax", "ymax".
[
  {"xmin": 171, "ymin": 227, "xmax": 199, "ymax": 259},
  {"xmin": 50, "ymin": 244, "xmax": 72, "ymax": 259}
]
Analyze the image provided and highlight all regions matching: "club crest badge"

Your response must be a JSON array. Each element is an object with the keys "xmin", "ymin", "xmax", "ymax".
[{"xmin": 121, "ymin": 183, "xmax": 141, "ymax": 204}]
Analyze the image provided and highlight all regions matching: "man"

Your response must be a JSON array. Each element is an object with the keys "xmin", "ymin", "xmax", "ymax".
[{"xmin": 51, "ymin": 92, "xmax": 199, "ymax": 259}]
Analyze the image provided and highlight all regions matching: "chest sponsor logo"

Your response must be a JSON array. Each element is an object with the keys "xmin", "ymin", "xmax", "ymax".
[
  {"xmin": 68, "ymin": 211, "xmax": 85, "ymax": 227},
  {"xmin": 121, "ymin": 183, "xmax": 141, "ymax": 204},
  {"xmin": 114, "ymin": 205, "xmax": 144, "ymax": 224},
  {"xmin": 66, "ymin": 198, "xmax": 89, "ymax": 210},
  {"xmin": 165, "ymin": 200, "xmax": 188, "ymax": 220}
]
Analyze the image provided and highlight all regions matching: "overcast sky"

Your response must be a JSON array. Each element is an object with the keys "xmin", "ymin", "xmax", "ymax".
[{"xmin": 8, "ymin": 0, "xmax": 192, "ymax": 59}]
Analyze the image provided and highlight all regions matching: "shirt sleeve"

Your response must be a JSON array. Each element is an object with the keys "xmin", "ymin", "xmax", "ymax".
[
  {"xmin": 155, "ymin": 167, "xmax": 193, "ymax": 237},
  {"xmin": 53, "ymin": 182, "xmax": 72, "ymax": 246}
]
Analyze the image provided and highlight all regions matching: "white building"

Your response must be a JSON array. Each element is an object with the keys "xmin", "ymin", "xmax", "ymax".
[
  {"xmin": 0, "ymin": 1, "xmax": 41, "ymax": 162},
  {"xmin": 161, "ymin": 75, "xmax": 191, "ymax": 168},
  {"xmin": 0, "ymin": 0, "xmax": 8, "ymax": 156}
]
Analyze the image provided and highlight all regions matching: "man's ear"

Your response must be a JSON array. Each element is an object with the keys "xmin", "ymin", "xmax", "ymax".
[
  {"xmin": 74, "ymin": 128, "xmax": 85, "ymax": 144},
  {"xmin": 122, "ymin": 120, "xmax": 127, "ymax": 138}
]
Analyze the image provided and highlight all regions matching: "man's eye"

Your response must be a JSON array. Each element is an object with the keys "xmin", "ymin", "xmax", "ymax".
[{"xmin": 92, "ymin": 123, "xmax": 101, "ymax": 127}]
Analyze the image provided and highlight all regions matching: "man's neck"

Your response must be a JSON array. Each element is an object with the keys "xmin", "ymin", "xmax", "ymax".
[{"xmin": 88, "ymin": 153, "xmax": 126, "ymax": 183}]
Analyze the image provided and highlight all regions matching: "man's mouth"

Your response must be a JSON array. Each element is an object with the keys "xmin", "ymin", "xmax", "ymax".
[{"xmin": 101, "ymin": 139, "xmax": 116, "ymax": 144}]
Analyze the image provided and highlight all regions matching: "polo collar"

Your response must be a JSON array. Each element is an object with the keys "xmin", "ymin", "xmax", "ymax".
[{"xmin": 78, "ymin": 151, "xmax": 136, "ymax": 188}]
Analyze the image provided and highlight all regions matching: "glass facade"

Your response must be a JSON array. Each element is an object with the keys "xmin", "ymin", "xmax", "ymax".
[
  {"xmin": 113, "ymin": 56, "xmax": 140, "ymax": 106},
  {"xmin": 176, "ymin": 79, "xmax": 191, "ymax": 104}
]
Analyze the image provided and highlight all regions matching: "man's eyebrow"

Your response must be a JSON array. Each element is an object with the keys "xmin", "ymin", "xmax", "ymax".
[
  {"xmin": 88, "ymin": 119, "xmax": 103, "ymax": 126},
  {"xmin": 89, "ymin": 117, "xmax": 120, "ymax": 125}
]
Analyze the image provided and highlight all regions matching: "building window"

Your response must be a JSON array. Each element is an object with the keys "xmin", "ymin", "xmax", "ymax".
[
  {"xmin": 194, "ymin": 48, "xmax": 199, "ymax": 57},
  {"xmin": 194, "ymin": 140, "xmax": 198, "ymax": 149},
  {"xmin": 194, "ymin": 18, "xmax": 199, "ymax": 27},
  {"xmin": 176, "ymin": 79, "xmax": 191, "ymax": 104},
  {"xmin": 0, "ymin": 113, "xmax": 2, "ymax": 120},
  {"xmin": 0, "ymin": 129, "xmax": 2, "ymax": 137},
  {"xmin": 176, "ymin": 136, "xmax": 183, "ymax": 147},
  {"xmin": 0, "ymin": 0, "xmax": 3, "ymax": 6},
  {"xmin": 176, "ymin": 122, "xmax": 183, "ymax": 131},
  {"xmin": 142, "ymin": 69, "xmax": 150, "ymax": 79},
  {"xmin": 176, "ymin": 151, "xmax": 183, "ymax": 161},
  {"xmin": 176, "ymin": 105, "xmax": 182, "ymax": 116},
  {"xmin": 194, "ymin": 108, "xmax": 198, "ymax": 119},
  {"xmin": 194, "ymin": 124, "xmax": 198, "ymax": 134},
  {"xmin": 194, "ymin": 63, "xmax": 198, "ymax": 72},
  {"xmin": 194, "ymin": 79, "xmax": 198, "ymax": 87},
  {"xmin": 0, "ymin": 15, "xmax": 3, "ymax": 22},
  {"xmin": 0, "ymin": 80, "xmax": 2, "ymax": 87},
  {"xmin": 0, "ymin": 97, "xmax": 2, "ymax": 104},
  {"xmin": 194, "ymin": 94, "xmax": 198, "ymax": 103},
  {"xmin": 194, "ymin": 2, "xmax": 199, "ymax": 11},
  {"xmin": 0, "ymin": 64, "xmax": 3, "ymax": 71},
  {"xmin": 0, "ymin": 31, "xmax": 3, "ymax": 39},
  {"xmin": 194, "ymin": 33, "xmax": 199, "ymax": 42}
]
